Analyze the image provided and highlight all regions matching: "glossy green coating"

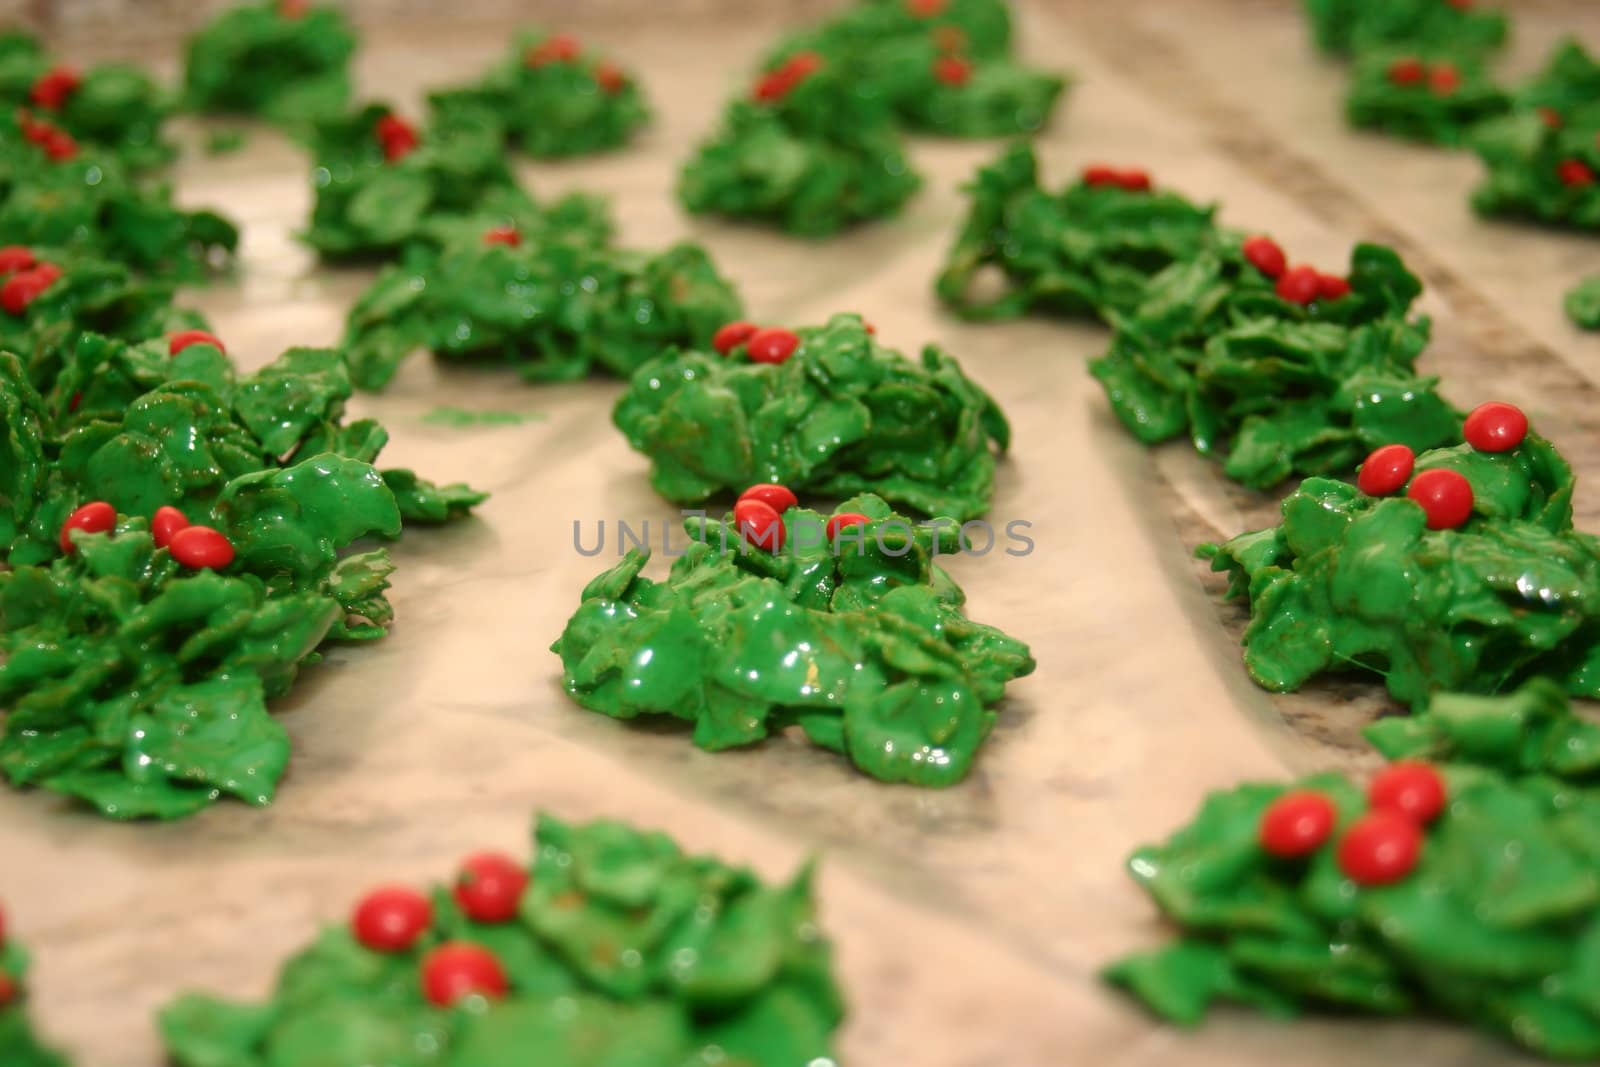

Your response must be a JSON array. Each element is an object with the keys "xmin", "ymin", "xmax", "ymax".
[
  {"xmin": 1472, "ymin": 110, "xmax": 1600, "ymax": 230},
  {"xmin": 1365, "ymin": 678, "xmax": 1600, "ymax": 779},
  {"xmin": 679, "ymin": 61, "xmax": 921, "ymax": 237},
  {"xmin": 344, "ymin": 231, "xmax": 741, "ymax": 390},
  {"xmin": 936, "ymin": 142, "xmax": 1218, "ymax": 322},
  {"xmin": 1104, "ymin": 727, "xmax": 1600, "ymax": 1060},
  {"xmin": 1511, "ymin": 38, "xmax": 1600, "ymax": 128},
  {"xmin": 1301, "ymin": 0, "xmax": 1508, "ymax": 58},
  {"xmin": 1200, "ymin": 432, "xmax": 1600, "ymax": 709},
  {"xmin": 160, "ymin": 813, "xmax": 845, "ymax": 1066},
  {"xmin": 0, "ymin": 139, "xmax": 238, "ymax": 282},
  {"xmin": 0, "ymin": 332, "xmax": 487, "ymax": 818},
  {"xmin": 430, "ymin": 29, "xmax": 649, "ymax": 158},
  {"xmin": 0, "ymin": 32, "xmax": 173, "ymax": 171},
  {"xmin": 767, "ymin": 1, "xmax": 1066, "ymax": 139},
  {"xmin": 422, "ymin": 406, "xmax": 544, "ymax": 428},
  {"xmin": 302, "ymin": 102, "xmax": 520, "ymax": 261},
  {"xmin": 1089, "ymin": 244, "xmax": 1459, "ymax": 489},
  {"xmin": 552, "ymin": 493, "xmax": 1035, "ymax": 786},
  {"xmin": 1565, "ymin": 275, "xmax": 1600, "ymax": 330},
  {"xmin": 182, "ymin": 1, "xmax": 356, "ymax": 127},
  {"xmin": 0, "ymin": 938, "xmax": 70, "ymax": 1067},
  {"xmin": 614, "ymin": 313, "xmax": 1009, "ymax": 519},
  {"xmin": 0, "ymin": 252, "xmax": 199, "ymax": 378},
  {"xmin": 3, "ymin": 335, "xmax": 484, "ymax": 563},
  {"xmin": 0, "ymin": 508, "xmax": 355, "ymax": 819},
  {"xmin": 1345, "ymin": 50, "xmax": 1508, "ymax": 146}
]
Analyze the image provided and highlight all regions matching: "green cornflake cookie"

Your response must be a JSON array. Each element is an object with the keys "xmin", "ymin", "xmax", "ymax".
[
  {"xmin": 182, "ymin": 0, "xmax": 356, "ymax": 127},
  {"xmin": 161, "ymin": 813, "xmax": 845, "ymax": 1067},
  {"xmin": 1510, "ymin": 37, "xmax": 1600, "ymax": 130},
  {"xmin": 613, "ymin": 314, "xmax": 1009, "ymax": 520},
  {"xmin": 0, "ymin": 130, "xmax": 238, "ymax": 282},
  {"xmin": 1200, "ymin": 417, "xmax": 1600, "ymax": 710},
  {"xmin": 343, "ymin": 219, "xmax": 740, "ymax": 390},
  {"xmin": 0, "ymin": 916, "xmax": 70, "ymax": 1067},
  {"xmin": 0, "ymin": 249, "xmax": 202, "ymax": 368},
  {"xmin": 1363, "ymin": 677, "xmax": 1600, "ymax": 776},
  {"xmin": 430, "ymin": 29, "xmax": 649, "ymax": 158},
  {"xmin": 552, "ymin": 493, "xmax": 1035, "ymax": 786},
  {"xmin": 0, "ymin": 333, "xmax": 463, "ymax": 817},
  {"xmin": 1301, "ymin": 0, "xmax": 1508, "ymax": 59},
  {"xmin": 0, "ymin": 460, "xmax": 400, "ymax": 819},
  {"xmin": 1105, "ymin": 680, "xmax": 1600, "ymax": 1061},
  {"xmin": 1471, "ymin": 109, "xmax": 1600, "ymax": 230},
  {"xmin": 1566, "ymin": 275, "xmax": 1600, "ymax": 330},
  {"xmin": 0, "ymin": 334, "xmax": 485, "ymax": 564},
  {"xmin": 0, "ymin": 32, "xmax": 174, "ymax": 172},
  {"xmin": 1088, "ymin": 240, "xmax": 1459, "ymax": 489},
  {"xmin": 1345, "ymin": 50, "xmax": 1508, "ymax": 145},
  {"xmin": 936, "ymin": 142, "xmax": 1216, "ymax": 322},
  {"xmin": 679, "ymin": 55, "xmax": 921, "ymax": 237},
  {"xmin": 766, "ymin": 0, "xmax": 1066, "ymax": 139},
  {"xmin": 302, "ymin": 103, "xmax": 519, "ymax": 261}
]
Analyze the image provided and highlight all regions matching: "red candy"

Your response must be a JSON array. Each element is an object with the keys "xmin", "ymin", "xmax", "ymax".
[
  {"xmin": 738, "ymin": 483, "xmax": 798, "ymax": 514},
  {"xmin": 1117, "ymin": 169, "xmax": 1152, "ymax": 192},
  {"xmin": 1387, "ymin": 57, "xmax": 1425, "ymax": 86},
  {"xmin": 169, "ymin": 329, "xmax": 225, "ymax": 356},
  {"xmin": 421, "ymin": 943, "xmax": 508, "ymax": 1006},
  {"xmin": 1082, "ymin": 164, "xmax": 1121, "ymax": 187},
  {"xmin": 1337, "ymin": 811, "xmax": 1423, "ymax": 885},
  {"xmin": 0, "ymin": 973, "xmax": 13, "ymax": 1007},
  {"xmin": 1558, "ymin": 159, "xmax": 1594, "ymax": 187},
  {"xmin": 375, "ymin": 114, "xmax": 419, "ymax": 161},
  {"xmin": 594, "ymin": 62, "xmax": 628, "ymax": 95},
  {"xmin": 30, "ymin": 66, "xmax": 81, "ymax": 110},
  {"xmin": 1368, "ymin": 762, "xmax": 1447, "ymax": 825},
  {"xmin": 712, "ymin": 320, "xmax": 759, "ymax": 355},
  {"xmin": 482, "ymin": 226, "xmax": 521, "ymax": 248},
  {"xmin": 1317, "ymin": 273, "xmax": 1351, "ymax": 300},
  {"xmin": 168, "ymin": 525, "xmax": 235, "ymax": 569},
  {"xmin": 746, "ymin": 327, "xmax": 800, "ymax": 365},
  {"xmin": 825, "ymin": 512, "xmax": 869, "ymax": 541},
  {"xmin": 0, "ymin": 246, "xmax": 35, "ymax": 275},
  {"xmin": 526, "ymin": 33, "xmax": 581, "ymax": 67},
  {"xmin": 352, "ymin": 886, "xmax": 433, "ymax": 952},
  {"xmin": 1083, "ymin": 165, "xmax": 1152, "ymax": 191},
  {"xmin": 1275, "ymin": 264, "xmax": 1321, "ymax": 305},
  {"xmin": 1258, "ymin": 790, "xmax": 1337, "ymax": 858},
  {"xmin": 1241, "ymin": 235, "xmax": 1286, "ymax": 279},
  {"xmin": 60, "ymin": 500, "xmax": 115, "ymax": 553},
  {"xmin": 453, "ymin": 852, "xmax": 528, "ymax": 924},
  {"xmin": 1357, "ymin": 443, "xmax": 1415, "ymax": 496},
  {"xmin": 1, "ymin": 263, "xmax": 61, "ymax": 315},
  {"xmin": 1539, "ymin": 107, "xmax": 1562, "ymax": 129},
  {"xmin": 151, "ymin": 506, "xmax": 189, "ymax": 548},
  {"xmin": 1406, "ymin": 468, "xmax": 1474, "ymax": 530},
  {"xmin": 1462, "ymin": 401, "xmax": 1528, "ymax": 453},
  {"xmin": 933, "ymin": 56, "xmax": 972, "ymax": 87},
  {"xmin": 907, "ymin": 0, "xmax": 947, "ymax": 15},
  {"xmin": 753, "ymin": 52, "xmax": 823, "ymax": 102},
  {"xmin": 279, "ymin": 0, "xmax": 310, "ymax": 16},
  {"xmin": 42, "ymin": 128, "xmax": 77, "ymax": 161},
  {"xmin": 734, "ymin": 498, "xmax": 786, "ymax": 552},
  {"xmin": 1428, "ymin": 64, "xmax": 1460, "ymax": 96}
]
